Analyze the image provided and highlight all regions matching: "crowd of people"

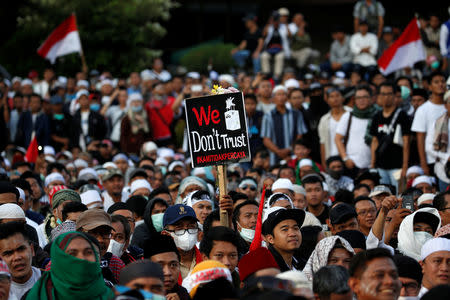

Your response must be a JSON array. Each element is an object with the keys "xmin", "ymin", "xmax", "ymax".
[{"xmin": 0, "ymin": 1, "xmax": 450, "ymax": 300}]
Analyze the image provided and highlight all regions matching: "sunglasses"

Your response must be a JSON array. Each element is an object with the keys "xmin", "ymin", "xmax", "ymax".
[{"xmin": 241, "ymin": 185, "xmax": 256, "ymax": 191}]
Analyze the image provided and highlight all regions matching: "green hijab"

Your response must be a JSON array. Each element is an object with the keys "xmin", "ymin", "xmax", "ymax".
[{"xmin": 26, "ymin": 231, "xmax": 114, "ymax": 300}]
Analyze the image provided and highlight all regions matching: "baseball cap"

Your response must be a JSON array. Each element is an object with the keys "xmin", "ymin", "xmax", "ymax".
[
  {"xmin": 76, "ymin": 208, "xmax": 114, "ymax": 231},
  {"xmin": 329, "ymin": 203, "xmax": 357, "ymax": 225},
  {"xmin": 368, "ymin": 185, "xmax": 392, "ymax": 198},
  {"xmin": 262, "ymin": 208, "xmax": 305, "ymax": 235},
  {"xmin": 102, "ymin": 168, "xmax": 123, "ymax": 182},
  {"xmin": 163, "ymin": 204, "xmax": 198, "ymax": 228}
]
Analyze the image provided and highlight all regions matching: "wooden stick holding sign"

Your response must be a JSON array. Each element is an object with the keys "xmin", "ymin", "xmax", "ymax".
[
  {"xmin": 184, "ymin": 86, "xmax": 251, "ymax": 228},
  {"xmin": 217, "ymin": 165, "xmax": 229, "ymax": 227}
]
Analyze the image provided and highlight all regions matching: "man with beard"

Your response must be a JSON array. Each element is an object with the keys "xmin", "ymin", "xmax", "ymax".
[
  {"xmin": 101, "ymin": 169, "xmax": 127, "ymax": 212},
  {"xmin": 354, "ymin": 196, "xmax": 377, "ymax": 236},
  {"xmin": 348, "ymin": 248, "xmax": 402, "ymax": 300},
  {"xmin": 323, "ymin": 156, "xmax": 354, "ymax": 195},
  {"xmin": 0, "ymin": 222, "xmax": 41, "ymax": 300}
]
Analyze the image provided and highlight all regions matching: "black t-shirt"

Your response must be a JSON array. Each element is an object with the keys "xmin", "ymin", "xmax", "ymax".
[
  {"xmin": 307, "ymin": 204, "xmax": 329, "ymax": 225},
  {"xmin": 268, "ymin": 28, "xmax": 282, "ymax": 48},
  {"xmin": 244, "ymin": 28, "xmax": 262, "ymax": 53},
  {"xmin": 369, "ymin": 108, "xmax": 411, "ymax": 169}
]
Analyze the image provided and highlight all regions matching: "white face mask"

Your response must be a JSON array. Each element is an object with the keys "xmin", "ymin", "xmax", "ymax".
[
  {"xmin": 107, "ymin": 239, "xmax": 125, "ymax": 257},
  {"xmin": 414, "ymin": 231, "xmax": 433, "ymax": 246},
  {"xmin": 170, "ymin": 231, "xmax": 197, "ymax": 252},
  {"xmin": 237, "ymin": 222, "xmax": 255, "ymax": 243},
  {"xmin": 398, "ymin": 297, "xmax": 418, "ymax": 300}
]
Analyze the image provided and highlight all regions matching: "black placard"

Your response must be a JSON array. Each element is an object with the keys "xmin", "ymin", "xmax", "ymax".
[{"xmin": 185, "ymin": 92, "xmax": 251, "ymax": 168}]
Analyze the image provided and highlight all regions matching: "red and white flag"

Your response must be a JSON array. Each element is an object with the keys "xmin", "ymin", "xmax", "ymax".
[
  {"xmin": 37, "ymin": 14, "xmax": 82, "ymax": 64},
  {"xmin": 378, "ymin": 18, "xmax": 426, "ymax": 75}
]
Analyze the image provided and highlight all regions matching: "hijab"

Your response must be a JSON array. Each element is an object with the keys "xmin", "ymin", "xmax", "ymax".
[
  {"xmin": 26, "ymin": 231, "xmax": 113, "ymax": 300},
  {"xmin": 397, "ymin": 207, "xmax": 441, "ymax": 261},
  {"xmin": 303, "ymin": 236, "xmax": 354, "ymax": 281}
]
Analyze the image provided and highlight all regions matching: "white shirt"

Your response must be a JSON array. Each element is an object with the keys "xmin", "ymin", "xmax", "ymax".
[
  {"xmin": 349, "ymin": 32, "xmax": 378, "ymax": 66},
  {"xmin": 256, "ymin": 102, "xmax": 275, "ymax": 114},
  {"xmin": 411, "ymin": 100, "xmax": 446, "ymax": 163},
  {"xmin": 440, "ymin": 22, "xmax": 449, "ymax": 56},
  {"xmin": 336, "ymin": 111, "xmax": 371, "ymax": 168},
  {"xmin": 418, "ymin": 286, "xmax": 428, "ymax": 298},
  {"xmin": 106, "ymin": 105, "xmax": 127, "ymax": 142},
  {"xmin": 329, "ymin": 117, "xmax": 339, "ymax": 157},
  {"xmin": 9, "ymin": 267, "xmax": 41, "ymax": 300},
  {"xmin": 102, "ymin": 190, "xmax": 129, "ymax": 212},
  {"xmin": 26, "ymin": 217, "xmax": 47, "ymax": 248}
]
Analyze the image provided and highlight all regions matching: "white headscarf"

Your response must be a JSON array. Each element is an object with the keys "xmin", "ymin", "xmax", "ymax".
[{"xmin": 397, "ymin": 207, "xmax": 441, "ymax": 261}]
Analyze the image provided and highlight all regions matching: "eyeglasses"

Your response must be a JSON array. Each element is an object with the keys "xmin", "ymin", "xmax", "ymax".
[
  {"xmin": 166, "ymin": 228, "xmax": 198, "ymax": 236},
  {"xmin": 401, "ymin": 282, "xmax": 419, "ymax": 293},
  {"xmin": 357, "ymin": 208, "xmax": 377, "ymax": 216},
  {"xmin": 241, "ymin": 185, "xmax": 256, "ymax": 191}
]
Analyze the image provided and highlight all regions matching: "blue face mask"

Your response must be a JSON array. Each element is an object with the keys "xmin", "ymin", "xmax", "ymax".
[
  {"xmin": 401, "ymin": 86, "xmax": 410, "ymax": 100},
  {"xmin": 90, "ymin": 103, "xmax": 100, "ymax": 112},
  {"xmin": 151, "ymin": 213, "xmax": 164, "ymax": 232},
  {"xmin": 131, "ymin": 105, "xmax": 143, "ymax": 113}
]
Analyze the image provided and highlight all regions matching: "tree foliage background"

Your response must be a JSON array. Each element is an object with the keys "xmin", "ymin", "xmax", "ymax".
[{"xmin": 0, "ymin": 0, "xmax": 177, "ymax": 77}]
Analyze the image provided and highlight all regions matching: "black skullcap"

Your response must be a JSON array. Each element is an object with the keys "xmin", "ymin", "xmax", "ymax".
[
  {"xmin": 144, "ymin": 234, "xmax": 180, "ymax": 260},
  {"xmin": 107, "ymin": 202, "xmax": 131, "ymax": 215},
  {"xmin": 337, "ymin": 230, "xmax": 366, "ymax": 250},
  {"xmin": 393, "ymin": 254, "xmax": 422, "ymax": 285},
  {"xmin": 412, "ymin": 88, "xmax": 428, "ymax": 99},
  {"xmin": 119, "ymin": 259, "xmax": 164, "ymax": 285},
  {"xmin": 0, "ymin": 181, "xmax": 19, "ymax": 200},
  {"xmin": 326, "ymin": 155, "xmax": 343, "ymax": 167}
]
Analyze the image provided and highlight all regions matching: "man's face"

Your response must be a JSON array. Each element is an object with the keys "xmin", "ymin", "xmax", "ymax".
[
  {"xmin": 359, "ymin": 24, "xmax": 369, "ymax": 35},
  {"xmin": 0, "ymin": 193, "xmax": 17, "ymax": 205},
  {"xmin": 125, "ymin": 277, "xmax": 165, "ymax": 296},
  {"xmin": 86, "ymin": 225, "xmax": 112, "ymax": 257},
  {"xmin": 416, "ymin": 183, "xmax": 432, "ymax": 194},
  {"xmin": 289, "ymin": 90, "xmax": 304, "ymax": 109},
  {"xmin": 266, "ymin": 219, "xmax": 302, "ymax": 252},
  {"xmin": 354, "ymin": 89, "xmax": 371, "ymax": 111},
  {"xmin": 293, "ymin": 193, "xmax": 306, "ymax": 209},
  {"xmin": 329, "ymin": 161, "xmax": 343, "ymax": 172},
  {"xmin": 25, "ymin": 178, "xmax": 42, "ymax": 201},
  {"xmin": 273, "ymin": 90, "xmax": 287, "ymax": 107},
  {"xmin": 113, "ymin": 210, "xmax": 135, "ymax": 233},
  {"xmin": 237, "ymin": 204, "xmax": 258, "ymax": 230},
  {"xmin": 192, "ymin": 201, "xmax": 212, "ymax": 224},
  {"xmin": 0, "ymin": 233, "xmax": 34, "ymax": 283},
  {"xmin": 150, "ymin": 252, "xmax": 180, "ymax": 292},
  {"xmin": 111, "ymin": 221, "xmax": 128, "ymax": 249},
  {"xmin": 258, "ymin": 81, "xmax": 272, "ymax": 98},
  {"xmin": 305, "ymin": 182, "xmax": 324, "ymax": 207},
  {"xmin": 29, "ymin": 97, "xmax": 41, "ymax": 113},
  {"xmin": 103, "ymin": 176, "xmax": 124, "ymax": 196},
  {"xmin": 294, "ymin": 145, "xmax": 310, "ymax": 159},
  {"xmin": 429, "ymin": 75, "xmax": 446, "ymax": 96},
  {"xmin": 379, "ymin": 86, "xmax": 395, "ymax": 108},
  {"xmin": 398, "ymin": 277, "xmax": 420, "ymax": 297},
  {"xmin": 350, "ymin": 257, "xmax": 401, "ymax": 300},
  {"xmin": 420, "ymin": 251, "xmax": 450, "ymax": 288},
  {"xmin": 438, "ymin": 195, "xmax": 450, "ymax": 226},
  {"xmin": 355, "ymin": 201, "xmax": 377, "ymax": 230},
  {"xmin": 332, "ymin": 218, "xmax": 359, "ymax": 234},
  {"xmin": 244, "ymin": 98, "xmax": 257, "ymax": 115},
  {"xmin": 279, "ymin": 169, "xmax": 296, "ymax": 184},
  {"xmin": 78, "ymin": 95, "xmax": 89, "ymax": 109},
  {"xmin": 429, "ymin": 16, "xmax": 439, "ymax": 29},
  {"xmin": 153, "ymin": 172, "xmax": 164, "ymax": 190},
  {"xmin": 327, "ymin": 91, "xmax": 344, "ymax": 108},
  {"xmin": 411, "ymin": 95, "xmax": 426, "ymax": 111},
  {"xmin": 206, "ymin": 241, "xmax": 238, "ymax": 272}
]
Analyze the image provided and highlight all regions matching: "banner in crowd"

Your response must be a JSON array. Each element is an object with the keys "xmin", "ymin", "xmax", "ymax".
[{"xmin": 185, "ymin": 92, "xmax": 251, "ymax": 168}]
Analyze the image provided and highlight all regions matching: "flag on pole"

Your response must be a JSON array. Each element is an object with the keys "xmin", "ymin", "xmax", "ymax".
[
  {"xmin": 25, "ymin": 136, "xmax": 39, "ymax": 163},
  {"xmin": 37, "ymin": 14, "xmax": 82, "ymax": 64},
  {"xmin": 378, "ymin": 18, "xmax": 426, "ymax": 75},
  {"xmin": 249, "ymin": 186, "xmax": 266, "ymax": 251}
]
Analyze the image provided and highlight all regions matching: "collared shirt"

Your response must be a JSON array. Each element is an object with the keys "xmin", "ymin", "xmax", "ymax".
[
  {"xmin": 418, "ymin": 285, "xmax": 428, "ymax": 298},
  {"xmin": 102, "ymin": 190, "xmax": 129, "ymax": 212},
  {"xmin": 330, "ymin": 35, "xmax": 353, "ymax": 64},
  {"xmin": 261, "ymin": 107, "xmax": 308, "ymax": 164}
]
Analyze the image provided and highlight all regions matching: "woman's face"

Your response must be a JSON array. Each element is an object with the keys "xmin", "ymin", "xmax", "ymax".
[
  {"xmin": 192, "ymin": 201, "xmax": 212, "ymax": 224},
  {"xmin": 65, "ymin": 237, "xmax": 97, "ymax": 262},
  {"xmin": 328, "ymin": 247, "xmax": 352, "ymax": 269},
  {"xmin": 413, "ymin": 222, "xmax": 433, "ymax": 235}
]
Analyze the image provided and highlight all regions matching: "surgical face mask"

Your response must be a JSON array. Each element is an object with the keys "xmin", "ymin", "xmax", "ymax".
[
  {"xmin": 431, "ymin": 61, "xmax": 440, "ymax": 69},
  {"xmin": 328, "ymin": 169, "xmax": 343, "ymax": 180},
  {"xmin": 131, "ymin": 105, "xmax": 142, "ymax": 113},
  {"xmin": 414, "ymin": 231, "xmax": 433, "ymax": 246},
  {"xmin": 151, "ymin": 213, "xmax": 164, "ymax": 232},
  {"xmin": 238, "ymin": 224, "xmax": 255, "ymax": 243},
  {"xmin": 90, "ymin": 103, "xmax": 100, "ymax": 112},
  {"xmin": 53, "ymin": 113, "xmax": 64, "ymax": 120},
  {"xmin": 401, "ymin": 86, "xmax": 411, "ymax": 100},
  {"xmin": 107, "ymin": 239, "xmax": 125, "ymax": 257},
  {"xmin": 170, "ymin": 231, "xmax": 197, "ymax": 252},
  {"xmin": 398, "ymin": 297, "xmax": 418, "ymax": 300}
]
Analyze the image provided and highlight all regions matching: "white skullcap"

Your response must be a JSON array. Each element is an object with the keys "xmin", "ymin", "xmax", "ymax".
[
  {"xmin": 16, "ymin": 187, "xmax": 25, "ymax": 201},
  {"xmin": 155, "ymin": 157, "xmax": 168, "ymax": 166},
  {"xmin": 406, "ymin": 166, "xmax": 424, "ymax": 177},
  {"xmin": 76, "ymin": 90, "xmax": 89, "ymax": 99},
  {"xmin": 239, "ymin": 178, "xmax": 258, "ymax": 189},
  {"xmin": 21, "ymin": 79, "xmax": 32, "ymax": 86},
  {"xmin": 218, "ymin": 74, "xmax": 235, "ymax": 85},
  {"xmin": 142, "ymin": 141, "xmax": 158, "ymax": 153},
  {"xmin": 299, "ymin": 159, "xmax": 313, "ymax": 169},
  {"xmin": 100, "ymin": 79, "xmax": 113, "ymax": 87},
  {"xmin": 276, "ymin": 271, "xmax": 311, "ymax": 290},
  {"xmin": 187, "ymin": 72, "xmax": 201, "ymax": 79},
  {"xmin": 417, "ymin": 193, "xmax": 435, "ymax": 206},
  {"xmin": 130, "ymin": 179, "xmax": 152, "ymax": 194},
  {"xmin": 191, "ymin": 84, "xmax": 203, "ymax": 93},
  {"xmin": 45, "ymin": 156, "xmax": 56, "ymax": 163},
  {"xmin": 272, "ymin": 85, "xmax": 287, "ymax": 95},
  {"xmin": 45, "ymin": 172, "xmax": 66, "ymax": 187},
  {"xmin": 272, "ymin": 178, "xmax": 294, "ymax": 192},
  {"xmin": 80, "ymin": 190, "xmax": 103, "ymax": 209},
  {"xmin": 43, "ymin": 145, "xmax": 55, "ymax": 156},
  {"xmin": 0, "ymin": 203, "xmax": 25, "ymax": 219},
  {"xmin": 158, "ymin": 147, "xmax": 175, "ymax": 158},
  {"xmin": 78, "ymin": 167, "xmax": 99, "ymax": 181},
  {"xmin": 12, "ymin": 76, "xmax": 22, "ymax": 84},
  {"xmin": 112, "ymin": 153, "xmax": 128, "ymax": 162},
  {"xmin": 168, "ymin": 161, "xmax": 185, "ymax": 172},
  {"xmin": 73, "ymin": 158, "xmax": 88, "ymax": 169},
  {"xmin": 284, "ymin": 78, "xmax": 300, "ymax": 89},
  {"xmin": 60, "ymin": 150, "xmax": 73, "ymax": 160},
  {"xmin": 412, "ymin": 175, "xmax": 433, "ymax": 187},
  {"xmin": 140, "ymin": 69, "xmax": 154, "ymax": 81},
  {"xmin": 421, "ymin": 237, "xmax": 450, "ymax": 260},
  {"xmin": 128, "ymin": 93, "xmax": 143, "ymax": 103},
  {"xmin": 65, "ymin": 162, "xmax": 75, "ymax": 169},
  {"xmin": 76, "ymin": 80, "xmax": 89, "ymax": 88},
  {"xmin": 292, "ymin": 184, "xmax": 306, "ymax": 196},
  {"xmin": 103, "ymin": 162, "xmax": 118, "ymax": 169},
  {"xmin": 58, "ymin": 76, "xmax": 67, "ymax": 85},
  {"xmin": 192, "ymin": 167, "xmax": 206, "ymax": 176}
]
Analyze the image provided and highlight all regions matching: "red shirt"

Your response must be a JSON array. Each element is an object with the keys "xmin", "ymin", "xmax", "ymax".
[{"xmin": 145, "ymin": 97, "xmax": 175, "ymax": 140}]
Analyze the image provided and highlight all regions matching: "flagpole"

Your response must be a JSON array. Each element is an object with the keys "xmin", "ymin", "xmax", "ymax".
[{"xmin": 72, "ymin": 13, "xmax": 88, "ymax": 75}]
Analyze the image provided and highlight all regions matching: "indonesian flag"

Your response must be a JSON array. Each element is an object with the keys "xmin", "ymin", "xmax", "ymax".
[
  {"xmin": 37, "ymin": 14, "xmax": 82, "ymax": 64},
  {"xmin": 378, "ymin": 18, "xmax": 426, "ymax": 75},
  {"xmin": 249, "ymin": 186, "xmax": 266, "ymax": 251},
  {"xmin": 25, "ymin": 136, "xmax": 39, "ymax": 163}
]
